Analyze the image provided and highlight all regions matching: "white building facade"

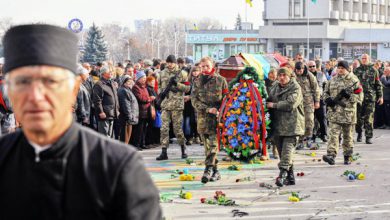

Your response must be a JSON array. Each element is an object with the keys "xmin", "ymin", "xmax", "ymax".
[{"xmin": 260, "ymin": 0, "xmax": 390, "ymax": 61}]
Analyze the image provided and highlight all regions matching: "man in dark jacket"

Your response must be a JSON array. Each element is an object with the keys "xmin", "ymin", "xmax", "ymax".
[
  {"xmin": 76, "ymin": 66, "xmax": 91, "ymax": 126},
  {"xmin": 0, "ymin": 24, "xmax": 161, "ymax": 220},
  {"xmin": 92, "ymin": 66, "xmax": 120, "ymax": 137}
]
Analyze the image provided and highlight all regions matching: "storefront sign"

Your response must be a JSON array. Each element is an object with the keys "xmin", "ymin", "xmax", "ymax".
[{"xmin": 188, "ymin": 33, "xmax": 260, "ymax": 44}]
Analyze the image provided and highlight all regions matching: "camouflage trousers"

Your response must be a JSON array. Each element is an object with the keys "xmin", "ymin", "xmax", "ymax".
[
  {"xmin": 274, "ymin": 136, "xmax": 298, "ymax": 170},
  {"xmin": 199, "ymin": 134, "xmax": 219, "ymax": 166},
  {"xmin": 327, "ymin": 122, "xmax": 354, "ymax": 157},
  {"xmin": 356, "ymin": 101, "xmax": 375, "ymax": 138},
  {"xmin": 303, "ymin": 105, "xmax": 314, "ymax": 138},
  {"xmin": 160, "ymin": 110, "xmax": 185, "ymax": 147}
]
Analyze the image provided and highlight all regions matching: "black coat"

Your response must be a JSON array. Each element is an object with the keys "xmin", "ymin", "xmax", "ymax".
[
  {"xmin": 0, "ymin": 123, "xmax": 162, "ymax": 220},
  {"xmin": 118, "ymin": 86, "xmax": 139, "ymax": 125},
  {"xmin": 92, "ymin": 79, "xmax": 120, "ymax": 119},
  {"xmin": 76, "ymin": 83, "xmax": 91, "ymax": 124}
]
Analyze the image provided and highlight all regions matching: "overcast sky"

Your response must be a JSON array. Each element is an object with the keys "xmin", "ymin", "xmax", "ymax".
[{"xmin": 0, "ymin": 0, "xmax": 264, "ymax": 30}]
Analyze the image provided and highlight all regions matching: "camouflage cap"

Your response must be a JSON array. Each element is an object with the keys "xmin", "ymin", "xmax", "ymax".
[{"xmin": 277, "ymin": 67, "xmax": 292, "ymax": 77}]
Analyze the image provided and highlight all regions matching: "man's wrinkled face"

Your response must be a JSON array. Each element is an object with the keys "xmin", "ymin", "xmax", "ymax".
[
  {"xmin": 278, "ymin": 73, "xmax": 290, "ymax": 86},
  {"xmin": 6, "ymin": 65, "xmax": 76, "ymax": 134},
  {"xmin": 126, "ymin": 67, "xmax": 134, "ymax": 75}
]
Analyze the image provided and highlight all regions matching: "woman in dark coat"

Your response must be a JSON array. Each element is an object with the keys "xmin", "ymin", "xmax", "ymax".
[
  {"xmin": 118, "ymin": 75, "xmax": 139, "ymax": 145},
  {"xmin": 132, "ymin": 71, "xmax": 155, "ymax": 150},
  {"xmin": 145, "ymin": 76, "xmax": 161, "ymax": 147}
]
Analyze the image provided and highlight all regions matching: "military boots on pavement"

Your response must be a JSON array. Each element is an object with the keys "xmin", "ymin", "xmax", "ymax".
[
  {"xmin": 201, "ymin": 166, "xmax": 213, "ymax": 183},
  {"xmin": 181, "ymin": 145, "xmax": 188, "ymax": 159},
  {"xmin": 357, "ymin": 132, "xmax": 362, "ymax": 142},
  {"xmin": 344, "ymin": 155, "xmax": 352, "ymax": 165},
  {"xmin": 275, "ymin": 168, "xmax": 288, "ymax": 187},
  {"xmin": 323, "ymin": 155, "xmax": 335, "ymax": 165},
  {"xmin": 210, "ymin": 160, "xmax": 221, "ymax": 182},
  {"xmin": 366, "ymin": 138, "xmax": 373, "ymax": 144},
  {"xmin": 156, "ymin": 148, "xmax": 168, "ymax": 161},
  {"xmin": 284, "ymin": 166, "xmax": 295, "ymax": 185}
]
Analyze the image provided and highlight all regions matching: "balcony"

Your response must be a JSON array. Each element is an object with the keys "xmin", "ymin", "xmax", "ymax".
[
  {"xmin": 379, "ymin": 15, "xmax": 385, "ymax": 23},
  {"xmin": 352, "ymin": 12, "xmax": 360, "ymax": 21},
  {"xmin": 330, "ymin": 10, "xmax": 340, "ymax": 19},
  {"xmin": 361, "ymin": 13, "xmax": 369, "ymax": 21},
  {"xmin": 342, "ymin": 12, "xmax": 350, "ymax": 20}
]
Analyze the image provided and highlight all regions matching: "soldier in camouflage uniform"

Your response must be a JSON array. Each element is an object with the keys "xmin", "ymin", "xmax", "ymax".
[
  {"xmin": 267, "ymin": 67, "xmax": 305, "ymax": 187},
  {"xmin": 323, "ymin": 61, "xmax": 363, "ymax": 165},
  {"xmin": 156, "ymin": 55, "xmax": 190, "ymax": 160},
  {"xmin": 192, "ymin": 57, "xmax": 228, "ymax": 183},
  {"xmin": 294, "ymin": 62, "xmax": 321, "ymax": 149},
  {"xmin": 354, "ymin": 54, "xmax": 383, "ymax": 144}
]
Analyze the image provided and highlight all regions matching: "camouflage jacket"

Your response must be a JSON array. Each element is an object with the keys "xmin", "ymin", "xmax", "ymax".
[
  {"xmin": 191, "ymin": 73, "xmax": 228, "ymax": 134},
  {"xmin": 354, "ymin": 64, "xmax": 383, "ymax": 102},
  {"xmin": 296, "ymin": 71, "xmax": 321, "ymax": 108},
  {"xmin": 158, "ymin": 66, "xmax": 190, "ymax": 111},
  {"xmin": 268, "ymin": 79, "xmax": 305, "ymax": 137},
  {"xmin": 324, "ymin": 72, "xmax": 363, "ymax": 124}
]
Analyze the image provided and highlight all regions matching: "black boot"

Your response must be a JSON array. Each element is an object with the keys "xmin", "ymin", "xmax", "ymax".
[
  {"xmin": 181, "ymin": 145, "xmax": 188, "ymax": 159},
  {"xmin": 275, "ymin": 168, "xmax": 288, "ymax": 187},
  {"xmin": 357, "ymin": 132, "xmax": 362, "ymax": 142},
  {"xmin": 201, "ymin": 166, "xmax": 213, "ymax": 184},
  {"xmin": 284, "ymin": 166, "xmax": 295, "ymax": 185},
  {"xmin": 344, "ymin": 155, "xmax": 352, "ymax": 165},
  {"xmin": 210, "ymin": 162, "xmax": 221, "ymax": 182},
  {"xmin": 323, "ymin": 155, "xmax": 335, "ymax": 165},
  {"xmin": 366, "ymin": 138, "xmax": 373, "ymax": 144},
  {"xmin": 156, "ymin": 148, "xmax": 168, "ymax": 161}
]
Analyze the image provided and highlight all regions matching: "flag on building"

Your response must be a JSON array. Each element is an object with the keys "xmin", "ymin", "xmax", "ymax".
[{"xmin": 246, "ymin": 0, "xmax": 253, "ymax": 7}]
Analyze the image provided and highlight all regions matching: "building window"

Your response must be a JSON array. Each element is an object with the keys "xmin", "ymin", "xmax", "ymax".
[
  {"xmin": 294, "ymin": 0, "xmax": 301, "ymax": 17},
  {"xmin": 303, "ymin": 0, "xmax": 306, "ymax": 17},
  {"xmin": 289, "ymin": 0, "xmax": 293, "ymax": 17}
]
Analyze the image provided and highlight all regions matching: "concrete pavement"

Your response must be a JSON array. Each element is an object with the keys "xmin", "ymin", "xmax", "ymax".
[{"xmin": 140, "ymin": 129, "xmax": 390, "ymax": 220}]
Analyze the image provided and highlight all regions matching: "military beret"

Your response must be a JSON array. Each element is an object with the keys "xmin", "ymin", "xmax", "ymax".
[{"xmin": 2, "ymin": 24, "xmax": 78, "ymax": 74}]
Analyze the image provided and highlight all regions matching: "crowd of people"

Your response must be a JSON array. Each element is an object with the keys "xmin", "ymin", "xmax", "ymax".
[{"xmin": 0, "ymin": 38, "xmax": 389, "ymax": 186}]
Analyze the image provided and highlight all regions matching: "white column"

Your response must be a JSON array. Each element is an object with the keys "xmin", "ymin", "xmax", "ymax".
[
  {"xmin": 322, "ymin": 39, "xmax": 330, "ymax": 61},
  {"xmin": 267, "ymin": 39, "xmax": 275, "ymax": 53}
]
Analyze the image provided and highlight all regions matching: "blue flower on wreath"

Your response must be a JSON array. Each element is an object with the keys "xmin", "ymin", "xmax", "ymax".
[
  {"xmin": 230, "ymin": 138, "xmax": 239, "ymax": 148},
  {"xmin": 227, "ymin": 127, "xmax": 234, "ymax": 136},
  {"xmin": 242, "ymin": 136, "xmax": 251, "ymax": 145},
  {"xmin": 237, "ymin": 123, "xmax": 246, "ymax": 134},
  {"xmin": 239, "ymin": 113, "xmax": 249, "ymax": 124},
  {"xmin": 238, "ymin": 95, "xmax": 246, "ymax": 102},
  {"xmin": 240, "ymin": 87, "xmax": 249, "ymax": 93},
  {"xmin": 232, "ymin": 100, "xmax": 240, "ymax": 109}
]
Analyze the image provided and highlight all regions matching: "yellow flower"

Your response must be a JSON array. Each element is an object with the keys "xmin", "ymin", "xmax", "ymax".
[
  {"xmin": 179, "ymin": 174, "xmax": 186, "ymax": 181},
  {"xmin": 289, "ymin": 196, "xmax": 300, "ymax": 202},
  {"xmin": 243, "ymin": 82, "xmax": 247, "ymax": 87},
  {"xmin": 186, "ymin": 175, "xmax": 194, "ymax": 181},
  {"xmin": 357, "ymin": 173, "xmax": 365, "ymax": 180},
  {"xmin": 310, "ymin": 152, "xmax": 316, "ymax": 157},
  {"xmin": 184, "ymin": 192, "xmax": 192, "ymax": 200}
]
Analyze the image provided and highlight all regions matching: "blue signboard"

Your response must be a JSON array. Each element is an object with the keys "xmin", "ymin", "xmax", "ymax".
[{"xmin": 187, "ymin": 33, "xmax": 260, "ymax": 44}]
